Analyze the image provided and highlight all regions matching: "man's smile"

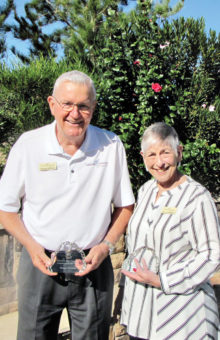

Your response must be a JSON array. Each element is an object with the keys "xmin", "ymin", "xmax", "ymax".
[{"xmin": 65, "ymin": 119, "xmax": 83, "ymax": 125}]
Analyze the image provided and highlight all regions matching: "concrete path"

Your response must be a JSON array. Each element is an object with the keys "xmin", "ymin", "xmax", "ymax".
[{"xmin": 0, "ymin": 308, "xmax": 70, "ymax": 340}]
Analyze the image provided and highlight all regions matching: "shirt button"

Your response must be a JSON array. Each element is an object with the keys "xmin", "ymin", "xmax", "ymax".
[{"xmin": 71, "ymin": 169, "xmax": 74, "ymax": 173}]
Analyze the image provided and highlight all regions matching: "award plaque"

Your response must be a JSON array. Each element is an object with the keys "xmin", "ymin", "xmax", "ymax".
[
  {"xmin": 122, "ymin": 246, "xmax": 159, "ymax": 273},
  {"xmin": 49, "ymin": 241, "xmax": 87, "ymax": 274}
]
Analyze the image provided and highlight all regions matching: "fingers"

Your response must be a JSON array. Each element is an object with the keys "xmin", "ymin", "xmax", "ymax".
[
  {"xmin": 134, "ymin": 258, "xmax": 148, "ymax": 271},
  {"xmin": 75, "ymin": 244, "xmax": 108, "ymax": 276},
  {"xmin": 141, "ymin": 258, "xmax": 148, "ymax": 270},
  {"xmin": 75, "ymin": 264, "xmax": 93, "ymax": 276},
  {"xmin": 121, "ymin": 269, "xmax": 138, "ymax": 281},
  {"xmin": 122, "ymin": 258, "xmax": 161, "ymax": 288},
  {"xmin": 75, "ymin": 253, "xmax": 100, "ymax": 276},
  {"xmin": 30, "ymin": 248, "xmax": 57, "ymax": 276},
  {"xmin": 121, "ymin": 258, "xmax": 150, "ymax": 283}
]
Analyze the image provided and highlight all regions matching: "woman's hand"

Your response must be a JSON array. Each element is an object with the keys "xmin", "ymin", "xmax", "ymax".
[{"xmin": 121, "ymin": 258, "xmax": 161, "ymax": 288}]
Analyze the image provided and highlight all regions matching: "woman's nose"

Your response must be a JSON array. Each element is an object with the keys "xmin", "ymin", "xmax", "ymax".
[{"xmin": 155, "ymin": 155, "xmax": 164, "ymax": 167}]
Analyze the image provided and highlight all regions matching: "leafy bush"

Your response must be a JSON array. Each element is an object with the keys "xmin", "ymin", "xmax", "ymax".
[
  {"xmin": 0, "ymin": 57, "xmax": 89, "ymax": 151},
  {"xmin": 0, "ymin": 1, "xmax": 219, "ymax": 198},
  {"xmin": 91, "ymin": 2, "xmax": 220, "ymax": 197}
]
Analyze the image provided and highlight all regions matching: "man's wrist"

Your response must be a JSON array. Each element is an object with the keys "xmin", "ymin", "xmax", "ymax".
[{"xmin": 102, "ymin": 239, "xmax": 115, "ymax": 255}]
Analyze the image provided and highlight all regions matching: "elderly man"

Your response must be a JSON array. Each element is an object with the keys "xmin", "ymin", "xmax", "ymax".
[{"xmin": 0, "ymin": 70, "xmax": 134, "ymax": 340}]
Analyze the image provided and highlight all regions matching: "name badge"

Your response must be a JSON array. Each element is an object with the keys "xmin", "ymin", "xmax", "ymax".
[
  {"xmin": 162, "ymin": 207, "xmax": 177, "ymax": 214},
  {"xmin": 39, "ymin": 162, "xmax": 57, "ymax": 171}
]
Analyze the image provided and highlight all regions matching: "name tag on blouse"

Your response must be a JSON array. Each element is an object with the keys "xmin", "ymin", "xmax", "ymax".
[
  {"xmin": 162, "ymin": 207, "xmax": 177, "ymax": 214},
  {"xmin": 39, "ymin": 162, "xmax": 57, "ymax": 171}
]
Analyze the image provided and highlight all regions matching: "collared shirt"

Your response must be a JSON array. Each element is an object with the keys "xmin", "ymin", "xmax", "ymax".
[{"xmin": 0, "ymin": 121, "xmax": 134, "ymax": 250}]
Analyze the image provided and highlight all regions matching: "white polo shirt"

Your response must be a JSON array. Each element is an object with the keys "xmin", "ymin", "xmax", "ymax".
[{"xmin": 0, "ymin": 121, "xmax": 134, "ymax": 250}]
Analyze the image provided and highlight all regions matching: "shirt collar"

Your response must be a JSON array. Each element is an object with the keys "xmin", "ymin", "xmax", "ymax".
[
  {"xmin": 48, "ymin": 121, "xmax": 64, "ymax": 155},
  {"xmin": 80, "ymin": 125, "xmax": 102, "ymax": 154}
]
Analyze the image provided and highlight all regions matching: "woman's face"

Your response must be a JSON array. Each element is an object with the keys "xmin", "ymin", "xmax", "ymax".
[{"xmin": 142, "ymin": 138, "xmax": 182, "ymax": 188}]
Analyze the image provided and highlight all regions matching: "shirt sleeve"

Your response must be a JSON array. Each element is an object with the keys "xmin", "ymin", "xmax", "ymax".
[
  {"xmin": 112, "ymin": 137, "xmax": 135, "ymax": 207},
  {"xmin": 0, "ymin": 137, "xmax": 25, "ymax": 212},
  {"xmin": 160, "ymin": 192, "xmax": 220, "ymax": 295}
]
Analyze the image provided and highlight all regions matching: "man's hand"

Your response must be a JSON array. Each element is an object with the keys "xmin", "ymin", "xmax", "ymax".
[
  {"xmin": 26, "ymin": 242, "xmax": 57, "ymax": 276},
  {"xmin": 121, "ymin": 258, "xmax": 161, "ymax": 288},
  {"xmin": 75, "ymin": 242, "xmax": 110, "ymax": 276}
]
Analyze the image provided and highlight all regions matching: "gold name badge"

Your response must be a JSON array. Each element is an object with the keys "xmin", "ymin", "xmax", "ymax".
[
  {"xmin": 161, "ymin": 207, "xmax": 177, "ymax": 214},
  {"xmin": 39, "ymin": 162, "xmax": 57, "ymax": 171}
]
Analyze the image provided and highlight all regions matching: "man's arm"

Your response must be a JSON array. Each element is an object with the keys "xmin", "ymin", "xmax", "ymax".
[
  {"xmin": 76, "ymin": 204, "xmax": 134, "ymax": 276},
  {"xmin": 0, "ymin": 210, "xmax": 55, "ymax": 276}
]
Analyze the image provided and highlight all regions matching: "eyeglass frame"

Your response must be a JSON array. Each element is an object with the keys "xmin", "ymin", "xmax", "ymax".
[{"xmin": 52, "ymin": 95, "xmax": 94, "ymax": 113}]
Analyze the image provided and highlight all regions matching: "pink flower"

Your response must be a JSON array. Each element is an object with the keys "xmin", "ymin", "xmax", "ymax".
[
  {"xmin": 160, "ymin": 41, "xmax": 170, "ymax": 49},
  {"xmin": 201, "ymin": 103, "xmax": 207, "ymax": 109},
  {"xmin": 152, "ymin": 83, "xmax": 162, "ymax": 93},
  {"xmin": 209, "ymin": 105, "xmax": 215, "ymax": 112},
  {"xmin": 133, "ymin": 60, "xmax": 140, "ymax": 65},
  {"xmin": 118, "ymin": 116, "xmax": 123, "ymax": 121}
]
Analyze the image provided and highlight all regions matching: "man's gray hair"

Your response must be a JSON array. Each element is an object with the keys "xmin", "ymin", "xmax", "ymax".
[
  {"xmin": 141, "ymin": 122, "xmax": 180, "ymax": 156},
  {"xmin": 52, "ymin": 70, "xmax": 96, "ymax": 101}
]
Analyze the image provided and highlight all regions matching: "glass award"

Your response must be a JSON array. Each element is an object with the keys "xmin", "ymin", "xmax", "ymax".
[
  {"xmin": 122, "ymin": 246, "xmax": 159, "ymax": 273},
  {"xmin": 49, "ymin": 241, "xmax": 87, "ymax": 274}
]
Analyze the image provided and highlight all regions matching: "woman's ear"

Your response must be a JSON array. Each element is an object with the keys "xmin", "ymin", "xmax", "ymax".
[
  {"xmin": 140, "ymin": 151, "xmax": 149, "ymax": 172},
  {"xmin": 177, "ymin": 145, "xmax": 183, "ymax": 162}
]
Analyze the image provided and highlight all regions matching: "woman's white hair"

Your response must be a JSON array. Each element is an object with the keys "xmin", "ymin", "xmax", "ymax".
[
  {"xmin": 141, "ymin": 122, "xmax": 180, "ymax": 156},
  {"xmin": 52, "ymin": 70, "xmax": 96, "ymax": 101}
]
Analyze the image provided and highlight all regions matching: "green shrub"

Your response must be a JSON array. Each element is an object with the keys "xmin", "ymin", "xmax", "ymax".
[
  {"xmin": 91, "ymin": 3, "xmax": 220, "ymax": 197},
  {"xmin": 0, "ymin": 57, "xmax": 91, "ymax": 155},
  {"xmin": 0, "ymin": 2, "xmax": 219, "ymax": 198}
]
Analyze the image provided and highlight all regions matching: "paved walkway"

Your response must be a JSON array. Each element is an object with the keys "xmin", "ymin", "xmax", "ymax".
[{"xmin": 0, "ymin": 308, "xmax": 70, "ymax": 340}]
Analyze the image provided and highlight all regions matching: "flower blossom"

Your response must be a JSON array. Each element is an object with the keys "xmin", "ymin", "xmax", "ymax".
[
  {"xmin": 133, "ymin": 60, "xmax": 140, "ymax": 65},
  {"xmin": 201, "ymin": 103, "xmax": 207, "ymax": 109},
  {"xmin": 209, "ymin": 105, "xmax": 215, "ymax": 112},
  {"xmin": 152, "ymin": 83, "xmax": 162, "ymax": 93},
  {"xmin": 160, "ymin": 41, "xmax": 170, "ymax": 49},
  {"xmin": 118, "ymin": 116, "xmax": 123, "ymax": 121}
]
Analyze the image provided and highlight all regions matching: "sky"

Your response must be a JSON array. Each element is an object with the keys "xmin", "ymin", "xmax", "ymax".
[
  {"xmin": 2, "ymin": 0, "xmax": 220, "ymax": 66},
  {"xmin": 168, "ymin": 0, "xmax": 220, "ymax": 33}
]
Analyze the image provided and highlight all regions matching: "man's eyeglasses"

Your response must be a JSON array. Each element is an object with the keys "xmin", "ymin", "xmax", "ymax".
[{"xmin": 53, "ymin": 96, "xmax": 92, "ymax": 113}]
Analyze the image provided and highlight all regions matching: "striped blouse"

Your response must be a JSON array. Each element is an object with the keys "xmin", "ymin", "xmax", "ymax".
[{"xmin": 121, "ymin": 176, "xmax": 220, "ymax": 339}]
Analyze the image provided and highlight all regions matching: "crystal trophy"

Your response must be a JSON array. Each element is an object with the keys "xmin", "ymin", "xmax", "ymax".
[
  {"xmin": 122, "ymin": 246, "xmax": 159, "ymax": 273},
  {"xmin": 49, "ymin": 241, "xmax": 87, "ymax": 274}
]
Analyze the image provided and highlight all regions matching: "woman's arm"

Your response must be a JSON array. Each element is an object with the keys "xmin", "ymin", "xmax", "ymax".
[{"xmin": 160, "ymin": 195, "xmax": 220, "ymax": 295}]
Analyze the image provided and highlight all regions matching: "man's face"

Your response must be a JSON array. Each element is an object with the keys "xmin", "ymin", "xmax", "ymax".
[{"xmin": 48, "ymin": 81, "xmax": 95, "ymax": 145}]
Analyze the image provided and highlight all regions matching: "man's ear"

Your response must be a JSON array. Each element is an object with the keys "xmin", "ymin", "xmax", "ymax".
[
  {"xmin": 91, "ymin": 100, "xmax": 97, "ymax": 112},
  {"xmin": 47, "ymin": 96, "xmax": 55, "ymax": 117}
]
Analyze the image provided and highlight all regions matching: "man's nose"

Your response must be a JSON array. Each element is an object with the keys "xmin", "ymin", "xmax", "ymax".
[{"xmin": 69, "ymin": 104, "xmax": 81, "ymax": 118}]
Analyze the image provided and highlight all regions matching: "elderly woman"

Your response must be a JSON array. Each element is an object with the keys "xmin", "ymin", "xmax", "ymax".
[{"xmin": 121, "ymin": 122, "xmax": 220, "ymax": 339}]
